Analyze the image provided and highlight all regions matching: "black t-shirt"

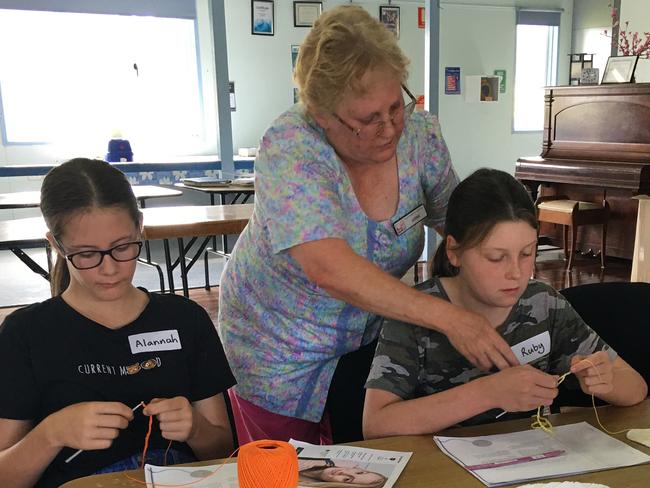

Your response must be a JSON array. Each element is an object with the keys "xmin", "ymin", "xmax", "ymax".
[{"xmin": 0, "ymin": 289, "xmax": 236, "ymax": 488}]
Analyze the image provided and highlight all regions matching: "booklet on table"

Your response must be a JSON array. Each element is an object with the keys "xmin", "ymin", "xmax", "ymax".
[{"xmin": 433, "ymin": 421, "xmax": 650, "ymax": 487}]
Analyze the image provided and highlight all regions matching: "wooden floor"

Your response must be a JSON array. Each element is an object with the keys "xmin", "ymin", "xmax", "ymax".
[{"xmin": 0, "ymin": 255, "xmax": 633, "ymax": 325}]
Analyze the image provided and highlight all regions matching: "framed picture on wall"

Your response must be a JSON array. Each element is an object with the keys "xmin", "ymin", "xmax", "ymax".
[
  {"xmin": 379, "ymin": 5, "xmax": 400, "ymax": 39},
  {"xmin": 293, "ymin": 1, "xmax": 322, "ymax": 27},
  {"xmin": 602, "ymin": 55, "xmax": 639, "ymax": 83},
  {"xmin": 251, "ymin": 0, "xmax": 274, "ymax": 36}
]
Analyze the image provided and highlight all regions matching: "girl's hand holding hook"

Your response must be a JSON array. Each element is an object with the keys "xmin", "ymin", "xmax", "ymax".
[
  {"xmin": 144, "ymin": 397, "xmax": 196, "ymax": 442},
  {"xmin": 62, "ymin": 402, "xmax": 141, "ymax": 463}
]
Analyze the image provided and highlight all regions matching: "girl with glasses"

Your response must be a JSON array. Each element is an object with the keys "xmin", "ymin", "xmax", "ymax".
[
  {"xmin": 219, "ymin": 5, "xmax": 518, "ymax": 447},
  {"xmin": 0, "ymin": 158, "xmax": 235, "ymax": 488}
]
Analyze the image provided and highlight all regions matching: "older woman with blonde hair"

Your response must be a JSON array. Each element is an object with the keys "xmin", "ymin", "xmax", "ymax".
[{"xmin": 218, "ymin": 5, "xmax": 518, "ymax": 445}]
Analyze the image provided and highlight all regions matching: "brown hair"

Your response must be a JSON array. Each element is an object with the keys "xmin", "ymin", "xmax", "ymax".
[
  {"xmin": 432, "ymin": 168, "xmax": 538, "ymax": 277},
  {"xmin": 294, "ymin": 5, "xmax": 409, "ymax": 113},
  {"xmin": 40, "ymin": 158, "xmax": 140, "ymax": 295}
]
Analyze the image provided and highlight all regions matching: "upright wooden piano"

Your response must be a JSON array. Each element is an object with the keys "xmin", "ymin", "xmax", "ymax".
[{"xmin": 516, "ymin": 83, "xmax": 650, "ymax": 259}]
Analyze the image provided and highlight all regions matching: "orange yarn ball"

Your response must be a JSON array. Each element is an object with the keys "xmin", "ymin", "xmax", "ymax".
[{"xmin": 238, "ymin": 440, "xmax": 298, "ymax": 488}]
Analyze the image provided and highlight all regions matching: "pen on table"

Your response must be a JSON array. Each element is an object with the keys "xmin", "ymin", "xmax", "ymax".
[
  {"xmin": 64, "ymin": 402, "xmax": 144, "ymax": 464},
  {"xmin": 466, "ymin": 449, "xmax": 566, "ymax": 471},
  {"xmin": 495, "ymin": 410, "xmax": 508, "ymax": 419}
]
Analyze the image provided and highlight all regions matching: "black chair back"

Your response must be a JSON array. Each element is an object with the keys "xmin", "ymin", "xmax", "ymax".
[{"xmin": 557, "ymin": 282, "xmax": 650, "ymax": 407}]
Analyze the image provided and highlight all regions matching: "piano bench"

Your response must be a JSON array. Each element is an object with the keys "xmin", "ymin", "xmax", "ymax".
[{"xmin": 536, "ymin": 197, "xmax": 610, "ymax": 270}]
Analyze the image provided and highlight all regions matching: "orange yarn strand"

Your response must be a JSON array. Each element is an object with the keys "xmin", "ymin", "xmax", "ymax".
[
  {"xmin": 124, "ymin": 448, "xmax": 240, "ymax": 487},
  {"xmin": 139, "ymin": 413, "xmax": 154, "ymax": 469}
]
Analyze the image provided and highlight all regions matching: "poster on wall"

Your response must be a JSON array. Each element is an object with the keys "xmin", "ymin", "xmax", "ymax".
[
  {"xmin": 251, "ymin": 0, "xmax": 274, "ymax": 36},
  {"xmin": 379, "ymin": 6, "xmax": 400, "ymax": 39},
  {"xmin": 418, "ymin": 6, "xmax": 425, "ymax": 29},
  {"xmin": 493, "ymin": 69, "xmax": 506, "ymax": 93},
  {"xmin": 445, "ymin": 67, "xmax": 461, "ymax": 95}
]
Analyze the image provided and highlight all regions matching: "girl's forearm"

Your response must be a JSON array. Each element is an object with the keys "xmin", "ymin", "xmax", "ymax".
[
  {"xmin": 186, "ymin": 412, "xmax": 233, "ymax": 461},
  {"xmin": 595, "ymin": 367, "xmax": 648, "ymax": 406},
  {"xmin": 364, "ymin": 379, "xmax": 495, "ymax": 439},
  {"xmin": 0, "ymin": 420, "xmax": 61, "ymax": 488}
]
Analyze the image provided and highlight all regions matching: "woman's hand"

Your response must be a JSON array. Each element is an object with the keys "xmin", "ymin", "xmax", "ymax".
[
  {"xmin": 570, "ymin": 351, "xmax": 614, "ymax": 396},
  {"xmin": 144, "ymin": 397, "xmax": 195, "ymax": 443},
  {"xmin": 445, "ymin": 307, "xmax": 519, "ymax": 371},
  {"xmin": 44, "ymin": 402, "xmax": 133, "ymax": 451},
  {"xmin": 485, "ymin": 365, "xmax": 559, "ymax": 412}
]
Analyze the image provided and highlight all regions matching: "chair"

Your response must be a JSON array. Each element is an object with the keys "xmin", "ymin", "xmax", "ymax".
[
  {"xmin": 555, "ymin": 282, "xmax": 650, "ymax": 408},
  {"xmin": 536, "ymin": 196, "xmax": 609, "ymax": 270}
]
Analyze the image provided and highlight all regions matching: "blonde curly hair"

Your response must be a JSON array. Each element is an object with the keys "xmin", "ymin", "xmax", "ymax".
[{"xmin": 294, "ymin": 5, "xmax": 409, "ymax": 113}]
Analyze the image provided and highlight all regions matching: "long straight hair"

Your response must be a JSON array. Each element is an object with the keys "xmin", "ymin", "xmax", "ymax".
[
  {"xmin": 432, "ymin": 168, "xmax": 538, "ymax": 277},
  {"xmin": 40, "ymin": 158, "xmax": 140, "ymax": 295}
]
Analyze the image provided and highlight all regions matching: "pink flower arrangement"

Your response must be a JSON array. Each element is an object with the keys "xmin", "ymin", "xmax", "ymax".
[{"xmin": 604, "ymin": 4, "xmax": 650, "ymax": 58}]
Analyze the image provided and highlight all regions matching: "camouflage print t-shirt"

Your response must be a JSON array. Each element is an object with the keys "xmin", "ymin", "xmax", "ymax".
[{"xmin": 365, "ymin": 278, "xmax": 617, "ymax": 426}]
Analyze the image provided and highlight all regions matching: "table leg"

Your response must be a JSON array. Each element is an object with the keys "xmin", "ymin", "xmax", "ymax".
[
  {"xmin": 177, "ymin": 237, "xmax": 189, "ymax": 298},
  {"xmin": 163, "ymin": 239, "xmax": 175, "ymax": 294}
]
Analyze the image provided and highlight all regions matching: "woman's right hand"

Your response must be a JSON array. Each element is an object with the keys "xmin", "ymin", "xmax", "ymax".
[
  {"xmin": 44, "ymin": 402, "xmax": 134, "ymax": 451},
  {"xmin": 485, "ymin": 365, "xmax": 559, "ymax": 412},
  {"xmin": 445, "ymin": 307, "xmax": 519, "ymax": 371}
]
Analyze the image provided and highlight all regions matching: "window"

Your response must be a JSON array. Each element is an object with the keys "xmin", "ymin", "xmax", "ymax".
[
  {"xmin": 513, "ymin": 10, "xmax": 560, "ymax": 132},
  {"xmin": 0, "ymin": 8, "xmax": 204, "ymax": 155}
]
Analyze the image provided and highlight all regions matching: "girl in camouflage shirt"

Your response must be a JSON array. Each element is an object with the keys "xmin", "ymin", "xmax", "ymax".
[{"xmin": 363, "ymin": 169, "xmax": 647, "ymax": 438}]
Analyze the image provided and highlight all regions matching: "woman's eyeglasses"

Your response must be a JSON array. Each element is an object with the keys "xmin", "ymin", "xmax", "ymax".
[
  {"xmin": 55, "ymin": 239, "xmax": 143, "ymax": 270},
  {"xmin": 333, "ymin": 84, "xmax": 417, "ymax": 140}
]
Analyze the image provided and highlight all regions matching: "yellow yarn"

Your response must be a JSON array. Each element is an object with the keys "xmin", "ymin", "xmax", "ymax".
[{"xmin": 531, "ymin": 359, "xmax": 630, "ymax": 436}]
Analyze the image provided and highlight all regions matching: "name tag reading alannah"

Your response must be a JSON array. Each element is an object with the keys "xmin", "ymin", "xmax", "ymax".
[{"xmin": 129, "ymin": 330, "xmax": 182, "ymax": 354}]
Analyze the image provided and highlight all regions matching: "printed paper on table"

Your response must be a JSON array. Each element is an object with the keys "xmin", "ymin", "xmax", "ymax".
[{"xmin": 433, "ymin": 422, "xmax": 650, "ymax": 487}]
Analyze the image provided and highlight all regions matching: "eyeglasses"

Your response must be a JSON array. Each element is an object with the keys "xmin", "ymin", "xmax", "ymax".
[
  {"xmin": 333, "ymin": 84, "xmax": 417, "ymax": 140},
  {"xmin": 55, "ymin": 239, "xmax": 143, "ymax": 270}
]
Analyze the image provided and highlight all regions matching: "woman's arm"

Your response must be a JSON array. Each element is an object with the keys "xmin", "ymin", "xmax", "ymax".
[
  {"xmin": 363, "ymin": 365, "xmax": 559, "ymax": 438},
  {"xmin": 571, "ymin": 353, "xmax": 647, "ymax": 406},
  {"xmin": 145, "ymin": 394, "xmax": 233, "ymax": 461},
  {"xmin": 290, "ymin": 238, "xmax": 518, "ymax": 370}
]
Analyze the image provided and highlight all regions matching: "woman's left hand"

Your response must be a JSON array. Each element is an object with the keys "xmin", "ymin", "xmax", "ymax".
[
  {"xmin": 144, "ymin": 397, "xmax": 196, "ymax": 442},
  {"xmin": 570, "ymin": 351, "xmax": 614, "ymax": 396}
]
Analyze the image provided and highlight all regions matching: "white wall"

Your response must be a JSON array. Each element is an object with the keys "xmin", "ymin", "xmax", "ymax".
[
  {"xmin": 620, "ymin": 0, "xmax": 650, "ymax": 81},
  {"xmin": 0, "ymin": 0, "xmax": 580, "ymax": 179},
  {"xmin": 437, "ymin": 0, "xmax": 572, "ymax": 177},
  {"xmin": 225, "ymin": 0, "xmax": 573, "ymax": 178},
  {"xmin": 224, "ymin": 0, "xmax": 425, "ymax": 151},
  {"xmin": 572, "ymin": 0, "xmax": 611, "ymax": 77}
]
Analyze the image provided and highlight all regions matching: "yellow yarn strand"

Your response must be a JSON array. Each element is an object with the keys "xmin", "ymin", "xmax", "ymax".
[
  {"xmin": 531, "ymin": 371, "xmax": 572, "ymax": 434},
  {"xmin": 531, "ymin": 359, "xmax": 631, "ymax": 436}
]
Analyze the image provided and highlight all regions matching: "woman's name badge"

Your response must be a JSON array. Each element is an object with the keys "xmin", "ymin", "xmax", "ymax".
[
  {"xmin": 511, "ymin": 331, "xmax": 551, "ymax": 365},
  {"xmin": 393, "ymin": 205, "xmax": 427, "ymax": 236}
]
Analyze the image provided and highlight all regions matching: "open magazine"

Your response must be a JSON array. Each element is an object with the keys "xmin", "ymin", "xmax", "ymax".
[
  {"xmin": 143, "ymin": 439, "xmax": 411, "ymax": 488},
  {"xmin": 433, "ymin": 421, "xmax": 650, "ymax": 487},
  {"xmin": 291, "ymin": 439, "xmax": 411, "ymax": 488}
]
